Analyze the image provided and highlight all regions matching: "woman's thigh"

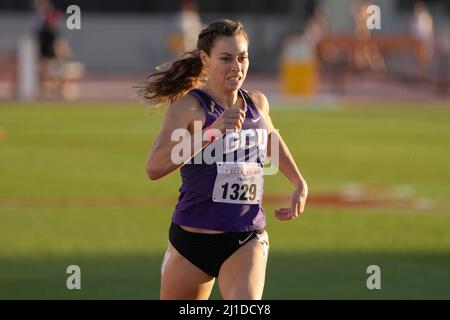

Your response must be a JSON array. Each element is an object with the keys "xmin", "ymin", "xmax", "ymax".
[
  {"xmin": 160, "ymin": 242, "xmax": 215, "ymax": 300},
  {"xmin": 217, "ymin": 231, "xmax": 269, "ymax": 300}
]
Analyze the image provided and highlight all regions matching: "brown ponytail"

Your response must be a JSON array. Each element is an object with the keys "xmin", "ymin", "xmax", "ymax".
[
  {"xmin": 135, "ymin": 50, "xmax": 205, "ymax": 107},
  {"xmin": 136, "ymin": 19, "xmax": 248, "ymax": 108}
]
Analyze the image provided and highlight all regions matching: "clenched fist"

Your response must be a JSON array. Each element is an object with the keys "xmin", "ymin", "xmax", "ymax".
[{"xmin": 210, "ymin": 107, "xmax": 246, "ymax": 133}]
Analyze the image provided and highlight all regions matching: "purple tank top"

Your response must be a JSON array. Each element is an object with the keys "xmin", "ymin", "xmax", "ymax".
[{"xmin": 171, "ymin": 88, "xmax": 268, "ymax": 232}]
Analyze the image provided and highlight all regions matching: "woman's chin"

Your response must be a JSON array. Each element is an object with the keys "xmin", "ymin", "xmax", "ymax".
[{"xmin": 224, "ymin": 81, "xmax": 242, "ymax": 91}]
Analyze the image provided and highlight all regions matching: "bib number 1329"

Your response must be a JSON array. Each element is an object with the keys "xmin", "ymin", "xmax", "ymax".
[
  {"xmin": 221, "ymin": 182, "xmax": 257, "ymax": 201},
  {"xmin": 212, "ymin": 162, "xmax": 263, "ymax": 204}
]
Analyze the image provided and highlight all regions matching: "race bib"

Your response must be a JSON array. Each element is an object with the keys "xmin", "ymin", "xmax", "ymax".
[{"xmin": 212, "ymin": 162, "xmax": 263, "ymax": 204}]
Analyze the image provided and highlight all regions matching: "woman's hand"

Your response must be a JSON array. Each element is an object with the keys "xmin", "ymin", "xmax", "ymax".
[
  {"xmin": 275, "ymin": 180, "xmax": 308, "ymax": 221},
  {"xmin": 210, "ymin": 107, "xmax": 246, "ymax": 133}
]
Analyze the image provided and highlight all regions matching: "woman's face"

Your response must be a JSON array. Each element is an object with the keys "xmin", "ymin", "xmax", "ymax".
[{"xmin": 201, "ymin": 34, "xmax": 249, "ymax": 92}]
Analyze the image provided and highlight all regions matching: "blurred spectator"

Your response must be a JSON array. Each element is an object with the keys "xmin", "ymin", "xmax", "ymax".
[
  {"xmin": 409, "ymin": 1, "xmax": 434, "ymax": 77},
  {"xmin": 350, "ymin": 1, "xmax": 385, "ymax": 73},
  {"xmin": 32, "ymin": 0, "xmax": 84, "ymax": 100},
  {"xmin": 32, "ymin": 0, "xmax": 62, "ymax": 61},
  {"xmin": 304, "ymin": 5, "xmax": 328, "ymax": 48},
  {"xmin": 179, "ymin": 0, "xmax": 202, "ymax": 52},
  {"xmin": 279, "ymin": 5, "xmax": 328, "ymax": 95},
  {"xmin": 304, "ymin": 5, "xmax": 342, "ymax": 65},
  {"xmin": 168, "ymin": 0, "xmax": 202, "ymax": 56},
  {"xmin": 44, "ymin": 37, "xmax": 85, "ymax": 100}
]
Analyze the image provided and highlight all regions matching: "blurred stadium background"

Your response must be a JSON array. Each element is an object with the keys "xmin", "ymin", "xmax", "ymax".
[{"xmin": 0, "ymin": 0, "xmax": 449, "ymax": 299}]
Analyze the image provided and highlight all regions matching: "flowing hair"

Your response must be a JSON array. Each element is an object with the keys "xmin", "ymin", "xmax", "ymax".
[{"xmin": 135, "ymin": 19, "xmax": 248, "ymax": 107}]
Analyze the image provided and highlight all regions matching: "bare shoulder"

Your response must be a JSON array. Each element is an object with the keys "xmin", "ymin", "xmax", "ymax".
[
  {"xmin": 246, "ymin": 90, "xmax": 270, "ymax": 115},
  {"xmin": 161, "ymin": 92, "xmax": 205, "ymax": 129},
  {"xmin": 166, "ymin": 93, "xmax": 203, "ymax": 118}
]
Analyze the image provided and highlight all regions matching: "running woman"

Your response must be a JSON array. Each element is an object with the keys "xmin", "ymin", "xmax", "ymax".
[{"xmin": 137, "ymin": 19, "xmax": 308, "ymax": 300}]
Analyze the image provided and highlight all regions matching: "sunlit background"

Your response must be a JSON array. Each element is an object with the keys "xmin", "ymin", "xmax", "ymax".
[{"xmin": 0, "ymin": 0, "xmax": 449, "ymax": 299}]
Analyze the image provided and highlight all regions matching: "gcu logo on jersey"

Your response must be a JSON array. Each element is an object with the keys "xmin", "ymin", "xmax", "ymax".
[
  {"xmin": 223, "ymin": 129, "xmax": 267, "ymax": 153},
  {"xmin": 170, "ymin": 121, "xmax": 279, "ymax": 175}
]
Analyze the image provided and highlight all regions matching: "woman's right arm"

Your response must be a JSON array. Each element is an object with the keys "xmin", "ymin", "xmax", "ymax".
[
  {"xmin": 146, "ymin": 94, "xmax": 245, "ymax": 180},
  {"xmin": 146, "ymin": 95, "xmax": 203, "ymax": 180}
]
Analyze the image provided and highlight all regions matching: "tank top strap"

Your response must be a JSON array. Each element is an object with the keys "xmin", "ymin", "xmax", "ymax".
[
  {"xmin": 238, "ymin": 88, "xmax": 255, "ymax": 108},
  {"xmin": 238, "ymin": 88, "xmax": 265, "ymax": 121},
  {"xmin": 188, "ymin": 89, "xmax": 217, "ymax": 129}
]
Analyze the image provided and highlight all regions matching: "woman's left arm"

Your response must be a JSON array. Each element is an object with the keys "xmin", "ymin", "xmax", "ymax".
[
  {"xmin": 270, "ymin": 129, "xmax": 308, "ymax": 220},
  {"xmin": 249, "ymin": 91, "xmax": 308, "ymax": 221}
]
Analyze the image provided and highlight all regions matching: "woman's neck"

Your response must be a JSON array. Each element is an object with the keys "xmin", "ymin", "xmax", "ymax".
[{"xmin": 203, "ymin": 83, "xmax": 241, "ymax": 110}]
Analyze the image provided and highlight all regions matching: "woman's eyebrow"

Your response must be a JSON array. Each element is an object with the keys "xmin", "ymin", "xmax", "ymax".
[{"xmin": 219, "ymin": 51, "xmax": 248, "ymax": 56}]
